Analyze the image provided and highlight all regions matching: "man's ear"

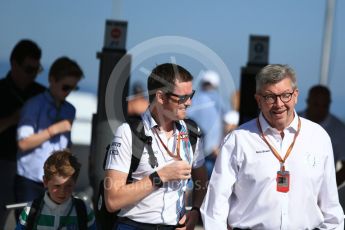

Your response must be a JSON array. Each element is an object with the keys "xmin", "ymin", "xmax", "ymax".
[
  {"xmin": 254, "ymin": 93, "xmax": 261, "ymax": 109},
  {"xmin": 294, "ymin": 89, "xmax": 299, "ymax": 105},
  {"xmin": 156, "ymin": 90, "xmax": 166, "ymax": 104}
]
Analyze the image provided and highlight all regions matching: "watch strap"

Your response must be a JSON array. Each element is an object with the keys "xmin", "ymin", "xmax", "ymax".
[
  {"xmin": 149, "ymin": 171, "xmax": 163, "ymax": 188},
  {"xmin": 190, "ymin": 206, "xmax": 201, "ymax": 216}
]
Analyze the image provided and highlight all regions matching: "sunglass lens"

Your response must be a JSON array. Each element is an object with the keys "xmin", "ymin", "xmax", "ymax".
[
  {"xmin": 25, "ymin": 67, "xmax": 38, "ymax": 75},
  {"xmin": 62, "ymin": 85, "xmax": 79, "ymax": 92},
  {"xmin": 23, "ymin": 64, "xmax": 43, "ymax": 75},
  {"xmin": 179, "ymin": 93, "xmax": 194, "ymax": 104}
]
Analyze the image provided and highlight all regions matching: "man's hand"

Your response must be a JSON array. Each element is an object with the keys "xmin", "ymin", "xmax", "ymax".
[
  {"xmin": 157, "ymin": 160, "xmax": 191, "ymax": 182},
  {"xmin": 176, "ymin": 210, "xmax": 200, "ymax": 230},
  {"xmin": 186, "ymin": 209, "xmax": 200, "ymax": 230},
  {"xmin": 48, "ymin": 119, "xmax": 72, "ymax": 137},
  {"xmin": 336, "ymin": 161, "xmax": 345, "ymax": 186}
]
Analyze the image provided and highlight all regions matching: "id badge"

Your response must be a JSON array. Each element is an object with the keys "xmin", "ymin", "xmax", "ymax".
[{"xmin": 276, "ymin": 170, "xmax": 290, "ymax": 193}]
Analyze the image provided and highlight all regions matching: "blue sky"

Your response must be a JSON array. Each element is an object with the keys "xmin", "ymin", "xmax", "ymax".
[{"xmin": 0, "ymin": 0, "xmax": 344, "ymax": 119}]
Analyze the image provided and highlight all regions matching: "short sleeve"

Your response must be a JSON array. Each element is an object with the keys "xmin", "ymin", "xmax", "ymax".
[
  {"xmin": 104, "ymin": 123, "xmax": 132, "ymax": 173},
  {"xmin": 17, "ymin": 98, "xmax": 40, "ymax": 140}
]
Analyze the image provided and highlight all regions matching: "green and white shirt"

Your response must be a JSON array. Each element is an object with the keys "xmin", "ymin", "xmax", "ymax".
[{"xmin": 16, "ymin": 192, "xmax": 96, "ymax": 230}]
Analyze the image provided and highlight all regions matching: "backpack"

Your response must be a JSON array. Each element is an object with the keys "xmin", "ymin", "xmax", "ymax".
[
  {"xmin": 95, "ymin": 116, "xmax": 201, "ymax": 230},
  {"xmin": 26, "ymin": 195, "xmax": 87, "ymax": 230}
]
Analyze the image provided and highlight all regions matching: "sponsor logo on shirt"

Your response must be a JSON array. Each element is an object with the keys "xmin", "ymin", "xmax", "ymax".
[
  {"xmin": 111, "ymin": 142, "xmax": 121, "ymax": 147},
  {"xmin": 306, "ymin": 153, "xmax": 319, "ymax": 167},
  {"xmin": 180, "ymin": 132, "xmax": 189, "ymax": 141},
  {"xmin": 256, "ymin": 149, "xmax": 270, "ymax": 154},
  {"xmin": 108, "ymin": 142, "xmax": 121, "ymax": 155}
]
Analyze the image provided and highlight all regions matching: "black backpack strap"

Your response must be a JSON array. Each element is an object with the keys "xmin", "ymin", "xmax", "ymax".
[
  {"xmin": 96, "ymin": 179, "xmax": 119, "ymax": 230},
  {"xmin": 73, "ymin": 197, "xmax": 87, "ymax": 230},
  {"xmin": 127, "ymin": 116, "xmax": 158, "ymax": 183},
  {"xmin": 102, "ymin": 144, "xmax": 111, "ymax": 170},
  {"xmin": 184, "ymin": 118, "xmax": 202, "ymax": 153},
  {"xmin": 26, "ymin": 195, "xmax": 44, "ymax": 230}
]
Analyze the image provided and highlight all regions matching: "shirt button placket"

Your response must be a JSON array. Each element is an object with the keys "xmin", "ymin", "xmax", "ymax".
[{"xmin": 281, "ymin": 193, "xmax": 289, "ymax": 230}]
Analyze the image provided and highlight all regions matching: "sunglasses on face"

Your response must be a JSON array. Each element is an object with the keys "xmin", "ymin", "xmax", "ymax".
[
  {"xmin": 61, "ymin": 84, "xmax": 79, "ymax": 92},
  {"xmin": 22, "ymin": 64, "xmax": 43, "ymax": 75},
  {"xmin": 167, "ymin": 90, "xmax": 195, "ymax": 104}
]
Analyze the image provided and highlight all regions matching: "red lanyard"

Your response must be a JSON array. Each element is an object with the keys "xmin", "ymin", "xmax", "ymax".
[
  {"xmin": 256, "ymin": 117, "xmax": 301, "ymax": 171},
  {"xmin": 153, "ymin": 128, "xmax": 181, "ymax": 160}
]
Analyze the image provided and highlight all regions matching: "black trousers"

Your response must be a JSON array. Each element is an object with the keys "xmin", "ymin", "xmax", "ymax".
[
  {"xmin": 116, "ymin": 217, "xmax": 180, "ymax": 230},
  {"xmin": 233, "ymin": 228, "xmax": 320, "ymax": 230}
]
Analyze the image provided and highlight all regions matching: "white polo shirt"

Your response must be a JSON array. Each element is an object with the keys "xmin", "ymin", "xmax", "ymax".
[
  {"xmin": 105, "ymin": 110, "xmax": 204, "ymax": 225},
  {"xmin": 201, "ymin": 112, "xmax": 344, "ymax": 230}
]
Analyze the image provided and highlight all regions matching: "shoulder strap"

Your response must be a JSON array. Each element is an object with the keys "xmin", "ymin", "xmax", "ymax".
[
  {"xmin": 101, "ymin": 116, "xmax": 151, "ymax": 172},
  {"xmin": 128, "ymin": 116, "xmax": 145, "ymax": 174},
  {"xmin": 102, "ymin": 144, "xmax": 111, "ymax": 170},
  {"xmin": 127, "ymin": 116, "xmax": 157, "ymax": 183},
  {"xmin": 26, "ymin": 195, "xmax": 44, "ymax": 230},
  {"xmin": 101, "ymin": 116, "xmax": 145, "ymax": 171},
  {"xmin": 73, "ymin": 197, "xmax": 87, "ymax": 230},
  {"xmin": 102, "ymin": 116, "xmax": 156, "ymax": 184},
  {"xmin": 184, "ymin": 118, "xmax": 202, "ymax": 153}
]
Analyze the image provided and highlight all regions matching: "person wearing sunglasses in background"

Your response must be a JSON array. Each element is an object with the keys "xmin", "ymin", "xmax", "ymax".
[
  {"xmin": 0, "ymin": 39, "xmax": 46, "ymax": 227},
  {"xmin": 104, "ymin": 63, "xmax": 207, "ymax": 229},
  {"xmin": 14, "ymin": 56, "xmax": 83, "ymax": 220},
  {"xmin": 201, "ymin": 64, "xmax": 344, "ymax": 229}
]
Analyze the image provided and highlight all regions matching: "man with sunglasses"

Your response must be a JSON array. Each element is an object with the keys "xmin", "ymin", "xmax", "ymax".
[
  {"xmin": 201, "ymin": 64, "xmax": 344, "ymax": 229},
  {"xmin": 0, "ymin": 39, "xmax": 46, "ymax": 226},
  {"xmin": 104, "ymin": 63, "xmax": 207, "ymax": 229},
  {"xmin": 14, "ymin": 56, "xmax": 83, "ymax": 219}
]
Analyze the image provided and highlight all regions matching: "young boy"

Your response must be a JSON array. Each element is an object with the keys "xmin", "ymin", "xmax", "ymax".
[
  {"xmin": 15, "ymin": 56, "xmax": 83, "ymax": 217},
  {"xmin": 16, "ymin": 150, "xmax": 97, "ymax": 229}
]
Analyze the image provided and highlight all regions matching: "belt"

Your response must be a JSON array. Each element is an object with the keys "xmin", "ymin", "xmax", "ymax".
[
  {"xmin": 117, "ymin": 217, "xmax": 180, "ymax": 230},
  {"xmin": 233, "ymin": 228, "xmax": 320, "ymax": 230}
]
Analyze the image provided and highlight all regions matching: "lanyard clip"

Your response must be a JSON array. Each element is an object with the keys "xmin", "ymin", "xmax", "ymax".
[{"xmin": 280, "ymin": 162, "xmax": 285, "ymax": 172}]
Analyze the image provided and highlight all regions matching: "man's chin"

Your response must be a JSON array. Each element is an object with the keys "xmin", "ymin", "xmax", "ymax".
[{"xmin": 177, "ymin": 113, "xmax": 186, "ymax": 120}]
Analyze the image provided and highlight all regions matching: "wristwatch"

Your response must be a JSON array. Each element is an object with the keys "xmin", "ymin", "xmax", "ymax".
[
  {"xmin": 190, "ymin": 207, "xmax": 201, "ymax": 216},
  {"xmin": 149, "ymin": 171, "xmax": 163, "ymax": 188}
]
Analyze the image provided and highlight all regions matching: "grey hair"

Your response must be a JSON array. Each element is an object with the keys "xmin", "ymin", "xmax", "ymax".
[{"xmin": 255, "ymin": 64, "xmax": 298, "ymax": 92}]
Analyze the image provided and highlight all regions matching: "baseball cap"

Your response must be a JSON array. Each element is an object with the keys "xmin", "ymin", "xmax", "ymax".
[{"xmin": 201, "ymin": 70, "xmax": 220, "ymax": 88}]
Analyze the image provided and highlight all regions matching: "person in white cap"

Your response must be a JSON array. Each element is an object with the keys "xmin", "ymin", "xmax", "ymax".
[
  {"xmin": 223, "ymin": 90, "xmax": 240, "ymax": 134},
  {"xmin": 187, "ymin": 70, "xmax": 228, "ymax": 179}
]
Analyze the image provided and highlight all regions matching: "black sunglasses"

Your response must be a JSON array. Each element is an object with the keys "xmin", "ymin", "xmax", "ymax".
[
  {"xmin": 167, "ymin": 90, "xmax": 195, "ymax": 104},
  {"xmin": 62, "ymin": 84, "xmax": 79, "ymax": 92},
  {"xmin": 22, "ymin": 64, "xmax": 43, "ymax": 75}
]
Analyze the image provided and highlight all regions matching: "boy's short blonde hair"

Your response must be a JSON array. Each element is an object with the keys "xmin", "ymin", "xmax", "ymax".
[{"xmin": 44, "ymin": 150, "xmax": 81, "ymax": 181}]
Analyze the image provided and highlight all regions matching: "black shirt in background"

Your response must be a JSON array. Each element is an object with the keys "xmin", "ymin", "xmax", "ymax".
[{"xmin": 0, "ymin": 72, "xmax": 46, "ymax": 161}]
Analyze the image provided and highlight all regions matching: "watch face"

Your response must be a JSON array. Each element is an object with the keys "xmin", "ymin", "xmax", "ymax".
[{"xmin": 150, "ymin": 172, "xmax": 163, "ymax": 188}]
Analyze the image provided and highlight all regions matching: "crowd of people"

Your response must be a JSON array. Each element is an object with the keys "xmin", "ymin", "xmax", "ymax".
[{"xmin": 1, "ymin": 39, "xmax": 345, "ymax": 229}]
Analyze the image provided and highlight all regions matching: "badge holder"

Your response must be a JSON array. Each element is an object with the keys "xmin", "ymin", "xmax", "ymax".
[{"xmin": 276, "ymin": 168, "xmax": 290, "ymax": 193}]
